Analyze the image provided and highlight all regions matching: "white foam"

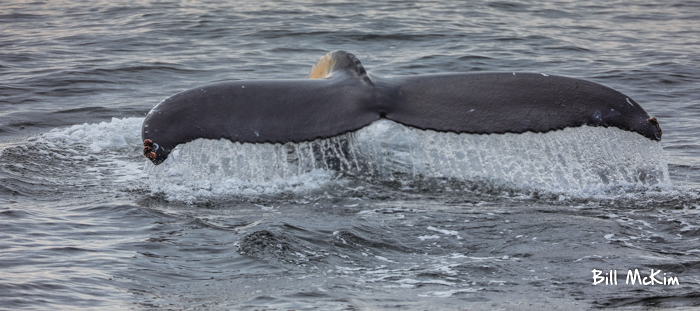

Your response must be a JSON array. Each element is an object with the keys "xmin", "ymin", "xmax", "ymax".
[
  {"xmin": 418, "ymin": 288, "xmax": 482, "ymax": 297},
  {"xmin": 427, "ymin": 226, "xmax": 460, "ymax": 236},
  {"xmin": 39, "ymin": 117, "xmax": 144, "ymax": 154},
  {"xmin": 18, "ymin": 117, "xmax": 146, "ymax": 188}
]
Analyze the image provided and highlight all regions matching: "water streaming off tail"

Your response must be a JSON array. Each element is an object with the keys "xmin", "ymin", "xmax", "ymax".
[
  {"xmin": 356, "ymin": 120, "xmax": 671, "ymax": 193},
  {"xmin": 146, "ymin": 120, "xmax": 671, "ymax": 201},
  {"xmin": 145, "ymin": 137, "xmax": 351, "ymax": 202}
]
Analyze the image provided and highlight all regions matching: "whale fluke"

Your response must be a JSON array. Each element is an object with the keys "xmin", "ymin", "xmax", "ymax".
[{"xmin": 142, "ymin": 50, "xmax": 661, "ymax": 165}]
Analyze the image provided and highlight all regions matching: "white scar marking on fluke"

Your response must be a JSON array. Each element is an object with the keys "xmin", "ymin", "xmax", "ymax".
[
  {"xmin": 541, "ymin": 73, "xmax": 549, "ymax": 77},
  {"xmin": 626, "ymin": 98, "xmax": 634, "ymax": 106},
  {"xmin": 242, "ymin": 86, "xmax": 245, "ymax": 88},
  {"xmin": 153, "ymin": 143, "xmax": 160, "ymax": 151},
  {"xmin": 255, "ymin": 131, "xmax": 259, "ymax": 137}
]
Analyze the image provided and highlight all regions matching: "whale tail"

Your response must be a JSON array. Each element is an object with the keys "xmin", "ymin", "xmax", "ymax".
[{"xmin": 142, "ymin": 50, "xmax": 661, "ymax": 165}]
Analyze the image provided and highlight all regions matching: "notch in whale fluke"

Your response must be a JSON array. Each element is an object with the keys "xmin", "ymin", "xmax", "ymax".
[{"xmin": 141, "ymin": 50, "xmax": 661, "ymax": 165}]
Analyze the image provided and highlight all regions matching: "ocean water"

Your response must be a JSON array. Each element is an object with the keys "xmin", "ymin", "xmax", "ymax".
[{"xmin": 2, "ymin": 0, "xmax": 700, "ymax": 310}]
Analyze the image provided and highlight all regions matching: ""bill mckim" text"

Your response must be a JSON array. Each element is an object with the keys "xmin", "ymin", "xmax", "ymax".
[{"xmin": 592, "ymin": 269, "xmax": 680, "ymax": 286}]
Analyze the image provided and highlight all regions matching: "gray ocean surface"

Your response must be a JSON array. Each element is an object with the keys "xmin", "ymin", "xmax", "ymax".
[{"xmin": 2, "ymin": 0, "xmax": 700, "ymax": 310}]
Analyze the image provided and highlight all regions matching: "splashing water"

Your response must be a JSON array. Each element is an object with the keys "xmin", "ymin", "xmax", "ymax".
[
  {"xmin": 146, "ymin": 120, "xmax": 671, "ymax": 201},
  {"xmin": 2, "ymin": 117, "xmax": 670, "ymax": 203}
]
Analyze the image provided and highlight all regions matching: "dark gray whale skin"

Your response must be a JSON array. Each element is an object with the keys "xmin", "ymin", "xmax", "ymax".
[{"xmin": 142, "ymin": 51, "xmax": 662, "ymax": 165}]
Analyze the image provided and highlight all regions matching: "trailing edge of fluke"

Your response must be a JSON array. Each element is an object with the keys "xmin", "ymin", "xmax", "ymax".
[{"xmin": 142, "ymin": 50, "xmax": 662, "ymax": 165}]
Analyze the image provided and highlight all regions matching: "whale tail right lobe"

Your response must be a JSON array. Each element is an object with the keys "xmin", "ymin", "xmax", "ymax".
[{"xmin": 380, "ymin": 72, "xmax": 661, "ymax": 140}]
